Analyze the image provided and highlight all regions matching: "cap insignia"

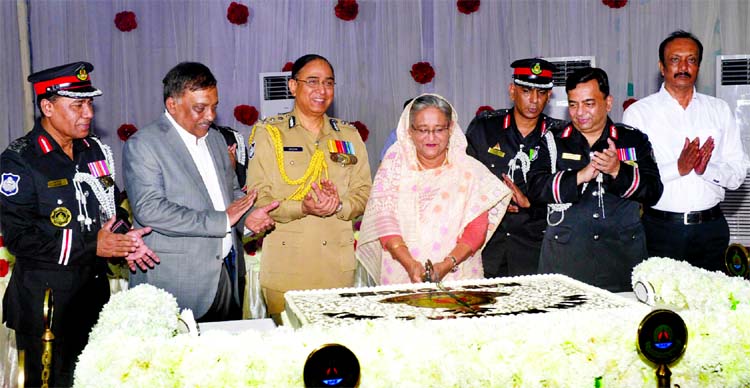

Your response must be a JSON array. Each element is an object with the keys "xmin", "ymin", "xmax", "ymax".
[{"xmin": 531, "ymin": 63, "xmax": 542, "ymax": 75}]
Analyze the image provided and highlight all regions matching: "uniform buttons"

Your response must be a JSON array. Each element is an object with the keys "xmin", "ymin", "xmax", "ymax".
[
  {"xmin": 592, "ymin": 213, "xmax": 600, "ymax": 219},
  {"xmin": 282, "ymin": 241, "xmax": 286, "ymax": 246},
  {"xmin": 554, "ymin": 235, "xmax": 559, "ymax": 240},
  {"xmin": 322, "ymin": 240, "xmax": 327, "ymax": 246},
  {"xmin": 490, "ymin": 164, "xmax": 495, "ymax": 168},
  {"xmin": 290, "ymin": 161, "xmax": 295, "ymax": 165},
  {"xmin": 593, "ymin": 234, "xmax": 600, "ymax": 241},
  {"xmin": 631, "ymin": 235, "xmax": 637, "ymax": 240},
  {"xmin": 506, "ymin": 232, "xmax": 511, "ymax": 237}
]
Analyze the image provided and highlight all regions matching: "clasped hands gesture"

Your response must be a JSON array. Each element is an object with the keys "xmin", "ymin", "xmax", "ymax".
[
  {"xmin": 577, "ymin": 138, "xmax": 621, "ymax": 185},
  {"xmin": 677, "ymin": 136, "xmax": 714, "ymax": 176},
  {"xmin": 301, "ymin": 179, "xmax": 341, "ymax": 217}
]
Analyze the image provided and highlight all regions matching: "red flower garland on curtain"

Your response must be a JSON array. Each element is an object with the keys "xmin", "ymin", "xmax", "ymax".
[
  {"xmin": 234, "ymin": 105, "xmax": 259, "ymax": 126},
  {"xmin": 622, "ymin": 98, "xmax": 638, "ymax": 111},
  {"xmin": 227, "ymin": 2, "xmax": 250, "ymax": 25},
  {"xmin": 282, "ymin": 62, "xmax": 293, "ymax": 72},
  {"xmin": 351, "ymin": 121, "xmax": 369, "ymax": 142},
  {"xmin": 602, "ymin": 0, "xmax": 627, "ymax": 9},
  {"xmin": 117, "ymin": 124, "xmax": 138, "ymax": 141},
  {"xmin": 335, "ymin": 0, "xmax": 359, "ymax": 21},
  {"xmin": 114, "ymin": 11, "xmax": 137, "ymax": 32},
  {"xmin": 457, "ymin": 0, "xmax": 480, "ymax": 14},
  {"xmin": 410, "ymin": 62, "xmax": 435, "ymax": 84},
  {"xmin": 475, "ymin": 105, "xmax": 494, "ymax": 116}
]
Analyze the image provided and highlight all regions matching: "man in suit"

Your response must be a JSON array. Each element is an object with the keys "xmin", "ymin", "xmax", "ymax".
[{"xmin": 123, "ymin": 62, "xmax": 277, "ymax": 322}]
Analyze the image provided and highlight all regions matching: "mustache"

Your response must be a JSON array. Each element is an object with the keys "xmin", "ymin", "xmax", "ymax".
[{"xmin": 674, "ymin": 72, "xmax": 691, "ymax": 78}]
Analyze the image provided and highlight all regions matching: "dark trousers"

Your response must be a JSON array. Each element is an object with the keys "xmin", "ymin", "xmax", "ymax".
[
  {"xmin": 198, "ymin": 250, "xmax": 243, "ymax": 322},
  {"xmin": 642, "ymin": 213, "xmax": 730, "ymax": 272},
  {"xmin": 482, "ymin": 233, "xmax": 542, "ymax": 278},
  {"xmin": 16, "ymin": 330, "xmax": 86, "ymax": 388}
]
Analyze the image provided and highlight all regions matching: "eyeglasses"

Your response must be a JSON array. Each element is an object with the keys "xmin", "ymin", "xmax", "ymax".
[
  {"xmin": 295, "ymin": 78, "xmax": 336, "ymax": 89},
  {"xmin": 410, "ymin": 125, "xmax": 450, "ymax": 137}
]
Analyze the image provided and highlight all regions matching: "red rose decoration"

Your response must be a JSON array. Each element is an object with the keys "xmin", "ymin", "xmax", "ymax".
[
  {"xmin": 622, "ymin": 98, "xmax": 638, "ymax": 111},
  {"xmin": 602, "ymin": 0, "xmax": 627, "ymax": 8},
  {"xmin": 117, "ymin": 124, "xmax": 138, "ymax": 141},
  {"xmin": 410, "ymin": 62, "xmax": 436, "ymax": 84},
  {"xmin": 352, "ymin": 121, "xmax": 369, "ymax": 142},
  {"xmin": 282, "ymin": 62, "xmax": 293, "ymax": 72},
  {"xmin": 457, "ymin": 0, "xmax": 480, "ymax": 14},
  {"xmin": 476, "ymin": 105, "xmax": 494, "ymax": 116},
  {"xmin": 0, "ymin": 259, "xmax": 7, "ymax": 277},
  {"xmin": 234, "ymin": 105, "xmax": 259, "ymax": 126},
  {"xmin": 114, "ymin": 11, "xmax": 137, "ymax": 32},
  {"xmin": 227, "ymin": 2, "xmax": 250, "ymax": 25},
  {"xmin": 334, "ymin": 0, "xmax": 359, "ymax": 21}
]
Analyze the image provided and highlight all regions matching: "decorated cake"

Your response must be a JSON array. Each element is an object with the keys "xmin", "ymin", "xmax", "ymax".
[{"xmin": 284, "ymin": 274, "xmax": 639, "ymax": 328}]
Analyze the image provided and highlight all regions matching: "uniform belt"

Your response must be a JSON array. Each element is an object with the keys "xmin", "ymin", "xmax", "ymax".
[{"xmin": 644, "ymin": 205, "xmax": 722, "ymax": 225}]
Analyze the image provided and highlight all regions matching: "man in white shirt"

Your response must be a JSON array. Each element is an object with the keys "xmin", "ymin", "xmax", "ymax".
[
  {"xmin": 623, "ymin": 30, "xmax": 750, "ymax": 271},
  {"xmin": 123, "ymin": 62, "xmax": 278, "ymax": 321}
]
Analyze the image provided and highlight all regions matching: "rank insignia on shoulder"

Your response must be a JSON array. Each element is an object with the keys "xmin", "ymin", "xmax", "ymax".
[
  {"xmin": 617, "ymin": 147, "xmax": 637, "ymax": 162},
  {"xmin": 248, "ymin": 141, "xmax": 256, "ymax": 160},
  {"xmin": 562, "ymin": 152, "xmax": 581, "ymax": 161},
  {"xmin": 330, "ymin": 119, "xmax": 340, "ymax": 132},
  {"xmin": 50, "ymin": 206, "xmax": 72, "ymax": 227},
  {"xmin": 289, "ymin": 116, "xmax": 296, "ymax": 128},
  {"xmin": 487, "ymin": 143, "xmax": 505, "ymax": 158},
  {"xmin": 48, "ymin": 178, "xmax": 69, "ymax": 188},
  {"xmin": 1, "ymin": 173, "xmax": 20, "ymax": 196}
]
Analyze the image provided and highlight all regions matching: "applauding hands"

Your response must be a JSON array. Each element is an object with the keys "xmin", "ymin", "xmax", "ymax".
[{"xmin": 678, "ymin": 136, "xmax": 714, "ymax": 176}]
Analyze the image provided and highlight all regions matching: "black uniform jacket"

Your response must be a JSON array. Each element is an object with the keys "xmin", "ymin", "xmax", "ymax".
[
  {"xmin": 466, "ymin": 108, "xmax": 564, "ymax": 239},
  {"xmin": 526, "ymin": 118, "xmax": 663, "ymax": 291},
  {"xmin": 1, "ymin": 121, "xmax": 113, "ymax": 337}
]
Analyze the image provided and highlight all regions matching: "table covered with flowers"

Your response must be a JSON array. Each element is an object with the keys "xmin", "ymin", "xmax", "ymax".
[{"xmin": 73, "ymin": 257, "xmax": 750, "ymax": 387}]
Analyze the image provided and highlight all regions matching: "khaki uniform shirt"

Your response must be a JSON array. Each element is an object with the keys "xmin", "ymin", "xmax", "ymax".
[{"xmin": 247, "ymin": 108, "xmax": 372, "ymax": 297}]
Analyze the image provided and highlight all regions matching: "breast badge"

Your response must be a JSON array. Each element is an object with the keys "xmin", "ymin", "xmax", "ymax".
[
  {"xmin": 328, "ymin": 140, "xmax": 358, "ymax": 165},
  {"xmin": 50, "ymin": 206, "xmax": 72, "ymax": 227}
]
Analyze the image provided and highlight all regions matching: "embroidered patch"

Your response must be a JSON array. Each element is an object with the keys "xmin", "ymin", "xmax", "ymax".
[
  {"xmin": 1, "ymin": 173, "xmax": 20, "ymax": 196},
  {"xmin": 50, "ymin": 207, "xmax": 72, "ymax": 227}
]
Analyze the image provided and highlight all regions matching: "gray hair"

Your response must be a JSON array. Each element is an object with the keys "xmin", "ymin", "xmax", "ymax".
[{"xmin": 409, "ymin": 95, "xmax": 452, "ymax": 127}]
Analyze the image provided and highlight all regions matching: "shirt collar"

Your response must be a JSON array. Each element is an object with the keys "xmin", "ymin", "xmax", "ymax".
[
  {"xmin": 290, "ymin": 106, "xmax": 334, "ymax": 136},
  {"xmin": 659, "ymin": 82, "xmax": 698, "ymax": 103},
  {"xmin": 165, "ymin": 110, "xmax": 207, "ymax": 146}
]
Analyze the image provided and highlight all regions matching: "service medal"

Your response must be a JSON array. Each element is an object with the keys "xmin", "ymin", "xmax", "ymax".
[{"xmin": 50, "ymin": 206, "xmax": 72, "ymax": 227}]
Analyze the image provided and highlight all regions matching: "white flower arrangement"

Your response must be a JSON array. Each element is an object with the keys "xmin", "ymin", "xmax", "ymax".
[
  {"xmin": 632, "ymin": 257, "xmax": 750, "ymax": 311},
  {"xmin": 74, "ymin": 261, "xmax": 750, "ymax": 387}
]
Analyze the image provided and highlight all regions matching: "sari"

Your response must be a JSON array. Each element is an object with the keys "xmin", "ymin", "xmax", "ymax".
[{"xmin": 356, "ymin": 94, "xmax": 511, "ymax": 285}]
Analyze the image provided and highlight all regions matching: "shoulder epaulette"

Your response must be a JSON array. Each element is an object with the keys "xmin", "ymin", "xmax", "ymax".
[
  {"xmin": 615, "ymin": 123, "xmax": 638, "ymax": 132},
  {"xmin": 7, "ymin": 137, "xmax": 30, "ymax": 154},
  {"xmin": 331, "ymin": 118, "xmax": 356, "ymax": 132},
  {"xmin": 261, "ymin": 114, "xmax": 286, "ymax": 124},
  {"xmin": 477, "ymin": 108, "xmax": 509, "ymax": 120}
]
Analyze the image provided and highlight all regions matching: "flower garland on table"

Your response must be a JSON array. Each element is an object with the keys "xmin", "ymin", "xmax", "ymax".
[
  {"xmin": 75, "ymin": 269, "xmax": 750, "ymax": 387},
  {"xmin": 632, "ymin": 257, "xmax": 750, "ymax": 312},
  {"xmin": 247, "ymin": 124, "xmax": 328, "ymax": 201}
]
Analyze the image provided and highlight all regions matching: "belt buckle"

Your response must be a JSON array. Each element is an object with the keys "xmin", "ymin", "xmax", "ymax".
[{"xmin": 683, "ymin": 212, "xmax": 701, "ymax": 225}]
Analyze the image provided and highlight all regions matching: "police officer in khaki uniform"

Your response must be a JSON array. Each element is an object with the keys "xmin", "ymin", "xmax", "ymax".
[{"xmin": 246, "ymin": 54, "xmax": 372, "ymax": 319}]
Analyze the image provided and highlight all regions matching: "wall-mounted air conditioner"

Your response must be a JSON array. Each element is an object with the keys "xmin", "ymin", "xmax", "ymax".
[
  {"xmin": 542, "ymin": 56, "xmax": 596, "ymax": 121},
  {"xmin": 259, "ymin": 72, "xmax": 294, "ymax": 119},
  {"xmin": 716, "ymin": 55, "xmax": 750, "ymax": 245}
]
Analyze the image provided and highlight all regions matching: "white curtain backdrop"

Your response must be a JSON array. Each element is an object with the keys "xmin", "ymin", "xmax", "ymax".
[{"xmin": 3, "ymin": 0, "xmax": 750, "ymax": 181}]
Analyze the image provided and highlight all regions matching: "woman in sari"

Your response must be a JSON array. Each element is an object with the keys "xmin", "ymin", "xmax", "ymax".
[{"xmin": 356, "ymin": 94, "xmax": 511, "ymax": 285}]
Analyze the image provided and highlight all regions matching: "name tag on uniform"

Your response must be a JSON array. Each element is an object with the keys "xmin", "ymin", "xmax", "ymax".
[
  {"xmin": 562, "ymin": 152, "xmax": 581, "ymax": 161},
  {"xmin": 487, "ymin": 143, "xmax": 505, "ymax": 158},
  {"xmin": 48, "ymin": 178, "xmax": 69, "ymax": 188},
  {"xmin": 283, "ymin": 146, "xmax": 303, "ymax": 152}
]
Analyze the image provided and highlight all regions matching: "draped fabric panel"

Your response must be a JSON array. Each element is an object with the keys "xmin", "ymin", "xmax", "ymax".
[{"xmin": 2, "ymin": 0, "xmax": 750, "ymax": 179}]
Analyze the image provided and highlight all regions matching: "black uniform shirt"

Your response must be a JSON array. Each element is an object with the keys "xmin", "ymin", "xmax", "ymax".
[
  {"xmin": 466, "ymin": 108, "xmax": 564, "ymax": 236},
  {"xmin": 0, "ymin": 121, "xmax": 112, "ymax": 269}
]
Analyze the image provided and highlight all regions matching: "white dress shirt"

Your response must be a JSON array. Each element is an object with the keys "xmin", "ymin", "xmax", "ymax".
[
  {"xmin": 622, "ymin": 84, "xmax": 750, "ymax": 212},
  {"xmin": 166, "ymin": 111, "xmax": 233, "ymax": 257}
]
